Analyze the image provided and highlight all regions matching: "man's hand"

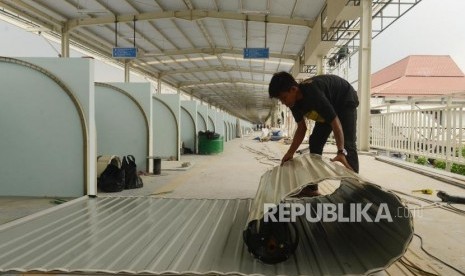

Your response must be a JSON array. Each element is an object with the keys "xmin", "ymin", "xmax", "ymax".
[
  {"xmin": 281, "ymin": 151, "xmax": 294, "ymax": 166},
  {"xmin": 330, "ymin": 154, "xmax": 354, "ymax": 171}
]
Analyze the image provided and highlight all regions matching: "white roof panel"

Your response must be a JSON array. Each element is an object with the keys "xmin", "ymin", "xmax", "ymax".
[{"xmin": 2, "ymin": 0, "xmax": 397, "ymax": 122}]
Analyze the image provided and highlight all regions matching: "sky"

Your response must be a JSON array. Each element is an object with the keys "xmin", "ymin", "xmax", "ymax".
[
  {"xmin": 0, "ymin": 0, "xmax": 464, "ymax": 80},
  {"xmin": 371, "ymin": 0, "xmax": 465, "ymax": 73}
]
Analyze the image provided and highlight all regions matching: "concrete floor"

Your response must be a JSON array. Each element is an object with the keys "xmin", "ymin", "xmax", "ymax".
[{"xmin": 1, "ymin": 132, "xmax": 465, "ymax": 275}]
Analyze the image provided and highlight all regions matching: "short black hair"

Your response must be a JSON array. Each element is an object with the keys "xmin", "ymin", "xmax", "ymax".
[{"xmin": 268, "ymin": 71, "xmax": 298, "ymax": 98}]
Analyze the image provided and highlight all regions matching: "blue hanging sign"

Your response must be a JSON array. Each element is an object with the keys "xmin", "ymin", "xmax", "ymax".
[
  {"xmin": 112, "ymin": 47, "xmax": 138, "ymax": 59},
  {"xmin": 243, "ymin": 48, "xmax": 269, "ymax": 59}
]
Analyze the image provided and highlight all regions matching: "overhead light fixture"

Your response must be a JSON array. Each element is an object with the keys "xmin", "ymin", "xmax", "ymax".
[
  {"xmin": 240, "ymin": 9, "xmax": 270, "ymax": 15},
  {"xmin": 221, "ymin": 56, "xmax": 294, "ymax": 66},
  {"xmin": 76, "ymin": 8, "xmax": 109, "ymax": 14},
  {"xmin": 145, "ymin": 56, "xmax": 217, "ymax": 65},
  {"xmin": 25, "ymin": 26, "xmax": 50, "ymax": 32}
]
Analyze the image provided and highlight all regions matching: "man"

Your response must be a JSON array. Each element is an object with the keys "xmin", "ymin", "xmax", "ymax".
[{"xmin": 268, "ymin": 72, "xmax": 359, "ymax": 195}]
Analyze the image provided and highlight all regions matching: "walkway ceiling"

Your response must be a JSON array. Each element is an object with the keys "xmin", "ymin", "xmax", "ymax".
[{"xmin": 0, "ymin": 0, "xmax": 422, "ymax": 122}]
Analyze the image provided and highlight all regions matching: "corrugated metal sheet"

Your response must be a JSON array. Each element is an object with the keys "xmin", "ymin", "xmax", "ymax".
[
  {"xmin": 248, "ymin": 154, "xmax": 360, "ymax": 222},
  {"xmin": 0, "ymin": 193, "xmax": 412, "ymax": 275},
  {"xmin": 246, "ymin": 154, "xmax": 414, "ymax": 274},
  {"xmin": 0, "ymin": 155, "xmax": 413, "ymax": 275}
]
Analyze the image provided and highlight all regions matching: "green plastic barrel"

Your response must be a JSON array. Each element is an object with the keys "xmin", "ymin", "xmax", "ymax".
[{"xmin": 198, "ymin": 135, "xmax": 224, "ymax": 154}]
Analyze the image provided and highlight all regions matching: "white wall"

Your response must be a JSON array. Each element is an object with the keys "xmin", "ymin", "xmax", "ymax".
[
  {"xmin": 215, "ymin": 111, "xmax": 225, "ymax": 139},
  {"xmin": 197, "ymin": 105, "xmax": 208, "ymax": 133},
  {"xmin": 0, "ymin": 57, "xmax": 95, "ymax": 197},
  {"xmin": 207, "ymin": 115, "xmax": 215, "ymax": 132},
  {"xmin": 95, "ymin": 83, "xmax": 151, "ymax": 172},
  {"xmin": 181, "ymin": 101, "xmax": 197, "ymax": 154},
  {"xmin": 153, "ymin": 94, "xmax": 180, "ymax": 160}
]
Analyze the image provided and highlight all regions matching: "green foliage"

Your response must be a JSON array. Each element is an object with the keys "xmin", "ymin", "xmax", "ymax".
[
  {"xmin": 411, "ymin": 155, "xmax": 465, "ymax": 176},
  {"xmin": 451, "ymin": 163, "xmax": 465, "ymax": 175},
  {"xmin": 433, "ymin": 159, "xmax": 446, "ymax": 170},
  {"xmin": 415, "ymin": 156, "xmax": 428, "ymax": 165}
]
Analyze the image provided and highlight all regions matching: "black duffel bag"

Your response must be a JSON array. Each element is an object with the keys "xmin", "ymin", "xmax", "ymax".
[
  {"xmin": 122, "ymin": 155, "xmax": 143, "ymax": 189},
  {"xmin": 98, "ymin": 156, "xmax": 125, "ymax": 192}
]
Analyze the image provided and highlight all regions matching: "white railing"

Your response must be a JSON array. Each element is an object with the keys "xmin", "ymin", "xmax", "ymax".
[{"xmin": 370, "ymin": 105, "xmax": 465, "ymax": 168}]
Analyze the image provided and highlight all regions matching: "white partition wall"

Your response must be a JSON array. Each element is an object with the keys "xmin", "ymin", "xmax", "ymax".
[
  {"xmin": 0, "ymin": 57, "xmax": 96, "ymax": 197},
  {"xmin": 95, "ymin": 83, "xmax": 151, "ymax": 172},
  {"xmin": 181, "ymin": 101, "xmax": 197, "ymax": 154},
  {"xmin": 223, "ymin": 120, "xmax": 229, "ymax": 142},
  {"xmin": 153, "ymin": 94, "xmax": 180, "ymax": 160},
  {"xmin": 207, "ymin": 111, "xmax": 215, "ymax": 132},
  {"xmin": 228, "ymin": 116, "xmax": 234, "ymax": 141},
  {"xmin": 197, "ymin": 105, "xmax": 208, "ymax": 132},
  {"xmin": 215, "ymin": 111, "xmax": 225, "ymax": 139}
]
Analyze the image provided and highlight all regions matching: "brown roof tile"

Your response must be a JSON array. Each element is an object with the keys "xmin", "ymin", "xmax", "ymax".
[{"xmin": 371, "ymin": 55, "xmax": 465, "ymax": 96}]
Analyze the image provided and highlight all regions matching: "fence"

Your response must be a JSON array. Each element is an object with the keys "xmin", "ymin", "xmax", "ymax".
[{"xmin": 370, "ymin": 104, "xmax": 465, "ymax": 170}]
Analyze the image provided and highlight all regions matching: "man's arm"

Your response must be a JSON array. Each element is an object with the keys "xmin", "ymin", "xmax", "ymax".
[
  {"xmin": 330, "ymin": 117, "xmax": 353, "ymax": 171},
  {"xmin": 282, "ymin": 120, "xmax": 307, "ymax": 165}
]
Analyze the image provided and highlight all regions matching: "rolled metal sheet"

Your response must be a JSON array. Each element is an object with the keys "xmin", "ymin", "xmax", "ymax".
[{"xmin": 244, "ymin": 154, "xmax": 414, "ymax": 274}]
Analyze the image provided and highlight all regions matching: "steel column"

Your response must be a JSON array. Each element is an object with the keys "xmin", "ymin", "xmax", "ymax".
[
  {"xmin": 124, "ymin": 60, "xmax": 130, "ymax": 82},
  {"xmin": 316, "ymin": 55, "xmax": 324, "ymax": 75},
  {"xmin": 61, "ymin": 28, "xmax": 69, "ymax": 58},
  {"xmin": 357, "ymin": 0, "xmax": 372, "ymax": 151}
]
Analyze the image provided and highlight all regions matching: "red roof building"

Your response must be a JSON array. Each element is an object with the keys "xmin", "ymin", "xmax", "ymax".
[{"xmin": 371, "ymin": 55, "xmax": 465, "ymax": 97}]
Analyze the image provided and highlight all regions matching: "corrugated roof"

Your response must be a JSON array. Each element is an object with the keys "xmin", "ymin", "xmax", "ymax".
[{"xmin": 371, "ymin": 55, "xmax": 465, "ymax": 96}]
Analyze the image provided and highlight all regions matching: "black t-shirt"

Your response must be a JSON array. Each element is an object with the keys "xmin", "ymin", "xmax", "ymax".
[{"xmin": 290, "ymin": 75, "xmax": 359, "ymax": 123}]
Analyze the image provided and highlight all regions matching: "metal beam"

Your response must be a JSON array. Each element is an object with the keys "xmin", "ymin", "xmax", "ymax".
[
  {"xmin": 142, "ymin": 47, "xmax": 296, "ymax": 60},
  {"xmin": 0, "ymin": 0, "xmax": 63, "ymax": 30},
  {"xmin": 180, "ymin": 79, "xmax": 268, "ymax": 88},
  {"xmin": 67, "ymin": 10, "xmax": 314, "ymax": 29},
  {"xmin": 124, "ymin": 60, "xmax": 130, "ymax": 82},
  {"xmin": 160, "ymin": 66, "xmax": 276, "ymax": 76},
  {"xmin": 61, "ymin": 22, "xmax": 69, "ymax": 58},
  {"xmin": 0, "ymin": 1, "xmax": 57, "ymax": 32}
]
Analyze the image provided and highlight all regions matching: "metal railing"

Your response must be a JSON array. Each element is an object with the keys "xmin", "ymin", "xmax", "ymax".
[{"xmin": 371, "ymin": 105, "xmax": 465, "ymax": 169}]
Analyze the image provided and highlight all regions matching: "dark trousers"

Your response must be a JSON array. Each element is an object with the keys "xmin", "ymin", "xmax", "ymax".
[{"xmin": 309, "ymin": 107, "xmax": 359, "ymax": 173}]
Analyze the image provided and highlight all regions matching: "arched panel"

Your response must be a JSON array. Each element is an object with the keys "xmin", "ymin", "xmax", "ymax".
[
  {"xmin": 215, "ymin": 112, "xmax": 225, "ymax": 138},
  {"xmin": 95, "ymin": 84, "xmax": 148, "ymax": 171},
  {"xmin": 153, "ymin": 97, "xmax": 178, "ymax": 159},
  {"xmin": 181, "ymin": 107, "xmax": 196, "ymax": 153},
  {"xmin": 208, "ymin": 116, "xmax": 215, "ymax": 132},
  {"xmin": 224, "ymin": 122, "xmax": 228, "ymax": 142},
  {"xmin": 229, "ymin": 123, "xmax": 233, "ymax": 140},
  {"xmin": 197, "ymin": 112, "xmax": 207, "ymax": 132},
  {"xmin": 0, "ymin": 58, "xmax": 86, "ymax": 197}
]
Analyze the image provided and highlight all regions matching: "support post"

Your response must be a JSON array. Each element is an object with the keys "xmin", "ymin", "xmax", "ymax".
[
  {"xmin": 409, "ymin": 99, "xmax": 415, "ymax": 162},
  {"xmin": 385, "ymin": 102, "xmax": 391, "ymax": 156},
  {"xmin": 157, "ymin": 75, "xmax": 162, "ymax": 94},
  {"xmin": 357, "ymin": 0, "xmax": 372, "ymax": 152},
  {"xmin": 446, "ymin": 97, "xmax": 452, "ymax": 171},
  {"xmin": 61, "ymin": 24, "xmax": 70, "ymax": 58},
  {"xmin": 124, "ymin": 60, "xmax": 130, "ymax": 82},
  {"xmin": 316, "ymin": 55, "xmax": 325, "ymax": 75}
]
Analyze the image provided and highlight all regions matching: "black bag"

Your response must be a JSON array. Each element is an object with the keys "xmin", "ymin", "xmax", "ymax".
[
  {"xmin": 243, "ymin": 218, "xmax": 299, "ymax": 264},
  {"xmin": 122, "ymin": 155, "xmax": 143, "ymax": 189},
  {"xmin": 98, "ymin": 157, "xmax": 125, "ymax": 192}
]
